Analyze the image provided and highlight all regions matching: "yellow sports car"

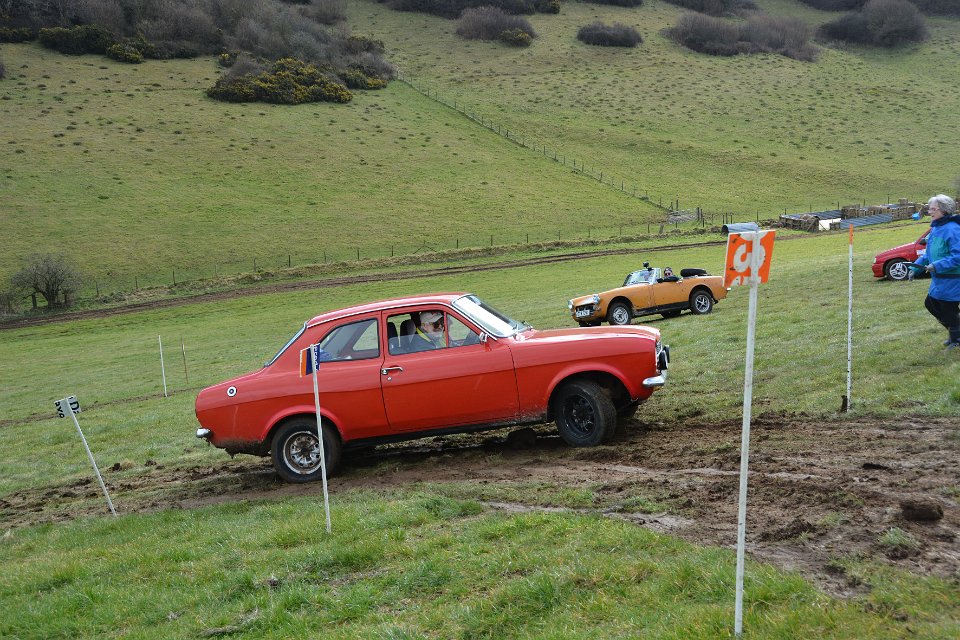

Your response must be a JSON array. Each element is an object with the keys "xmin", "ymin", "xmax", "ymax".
[{"xmin": 568, "ymin": 263, "xmax": 729, "ymax": 326}]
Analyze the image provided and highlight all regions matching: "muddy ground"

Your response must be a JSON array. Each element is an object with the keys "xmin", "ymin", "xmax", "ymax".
[{"xmin": 2, "ymin": 414, "xmax": 957, "ymax": 596}]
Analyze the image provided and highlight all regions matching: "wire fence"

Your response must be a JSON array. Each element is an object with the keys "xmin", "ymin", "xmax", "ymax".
[{"xmin": 67, "ymin": 211, "xmax": 771, "ymax": 300}]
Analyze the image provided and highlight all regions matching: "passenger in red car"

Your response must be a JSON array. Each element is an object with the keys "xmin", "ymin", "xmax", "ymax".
[{"xmin": 408, "ymin": 310, "xmax": 447, "ymax": 352}]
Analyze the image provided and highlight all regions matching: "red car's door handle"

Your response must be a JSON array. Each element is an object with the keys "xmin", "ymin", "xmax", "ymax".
[{"xmin": 381, "ymin": 366, "xmax": 404, "ymax": 375}]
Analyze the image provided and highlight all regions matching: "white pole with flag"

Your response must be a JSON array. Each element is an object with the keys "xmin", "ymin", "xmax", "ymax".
[
  {"xmin": 310, "ymin": 345, "xmax": 332, "ymax": 533},
  {"xmin": 734, "ymin": 232, "xmax": 762, "ymax": 637},
  {"xmin": 846, "ymin": 224, "xmax": 854, "ymax": 411}
]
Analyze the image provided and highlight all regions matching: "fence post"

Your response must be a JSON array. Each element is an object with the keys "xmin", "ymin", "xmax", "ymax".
[{"xmin": 172, "ymin": 270, "xmax": 176, "ymax": 285}]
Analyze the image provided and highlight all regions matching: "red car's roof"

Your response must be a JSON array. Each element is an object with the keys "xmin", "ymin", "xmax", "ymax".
[{"xmin": 307, "ymin": 293, "xmax": 468, "ymax": 327}]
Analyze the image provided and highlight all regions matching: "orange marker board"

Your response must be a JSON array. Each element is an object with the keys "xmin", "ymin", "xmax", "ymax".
[{"xmin": 724, "ymin": 230, "xmax": 776, "ymax": 288}]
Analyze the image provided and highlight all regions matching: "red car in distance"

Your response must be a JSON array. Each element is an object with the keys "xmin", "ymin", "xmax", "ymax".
[
  {"xmin": 872, "ymin": 229, "xmax": 929, "ymax": 281},
  {"xmin": 196, "ymin": 293, "xmax": 670, "ymax": 482}
]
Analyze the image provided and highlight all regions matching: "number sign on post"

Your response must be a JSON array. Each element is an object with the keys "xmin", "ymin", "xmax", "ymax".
[
  {"xmin": 54, "ymin": 396, "xmax": 117, "ymax": 517},
  {"xmin": 723, "ymin": 230, "xmax": 775, "ymax": 637}
]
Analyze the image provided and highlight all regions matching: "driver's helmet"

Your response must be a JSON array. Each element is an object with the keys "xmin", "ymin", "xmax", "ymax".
[{"xmin": 663, "ymin": 267, "xmax": 674, "ymax": 278}]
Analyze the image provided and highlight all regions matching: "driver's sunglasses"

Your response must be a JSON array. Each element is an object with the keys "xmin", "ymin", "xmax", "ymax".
[{"xmin": 424, "ymin": 318, "xmax": 444, "ymax": 330}]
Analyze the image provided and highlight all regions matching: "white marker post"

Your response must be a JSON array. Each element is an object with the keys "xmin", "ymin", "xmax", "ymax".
[
  {"xmin": 158, "ymin": 335, "xmax": 168, "ymax": 398},
  {"xmin": 846, "ymin": 225, "xmax": 854, "ymax": 411},
  {"xmin": 724, "ymin": 230, "xmax": 775, "ymax": 637},
  {"xmin": 55, "ymin": 396, "xmax": 117, "ymax": 517},
  {"xmin": 310, "ymin": 345, "xmax": 332, "ymax": 533}
]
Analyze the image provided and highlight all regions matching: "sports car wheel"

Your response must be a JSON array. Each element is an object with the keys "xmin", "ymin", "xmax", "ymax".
[
  {"xmin": 553, "ymin": 380, "xmax": 616, "ymax": 446},
  {"xmin": 607, "ymin": 302, "xmax": 632, "ymax": 326},
  {"xmin": 885, "ymin": 259, "xmax": 909, "ymax": 282},
  {"xmin": 690, "ymin": 290, "xmax": 713, "ymax": 315},
  {"xmin": 271, "ymin": 418, "xmax": 342, "ymax": 483}
]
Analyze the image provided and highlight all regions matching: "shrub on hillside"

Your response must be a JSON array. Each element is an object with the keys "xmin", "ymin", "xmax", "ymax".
[
  {"xmin": 863, "ymin": 0, "xmax": 928, "ymax": 46},
  {"xmin": 534, "ymin": 0, "xmax": 561, "ymax": 13},
  {"xmin": 659, "ymin": 0, "xmax": 737, "ymax": 17},
  {"xmin": 339, "ymin": 68, "xmax": 388, "ymax": 89},
  {"xmin": 818, "ymin": 12, "xmax": 871, "ymax": 43},
  {"xmin": 0, "ymin": 27, "xmax": 34, "ymax": 43},
  {"xmin": 577, "ymin": 22, "xmax": 642, "ymax": 47},
  {"xmin": 307, "ymin": 0, "xmax": 349, "ymax": 25},
  {"xmin": 910, "ymin": 0, "xmax": 960, "ymax": 15},
  {"xmin": 380, "ymin": 0, "xmax": 538, "ymax": 19},
  {"xmin": 582, "ymin": 0, "xmax": 644, "ymax": 7},
  {"xmin": 801, "ymin": 0, "xmax": 956, "ymax": 14},
  {"xmin": 741, "ymin": 15, "xmax": 817, "ymax": 60},
  {"xmin": 668, "ymin": 12, "xmax": 818, "ymax": 60},
  {"xmin": 207, "ymin": 57, "xmax": 352, "ymax": 104},
  {"xmin": 38, "ymin": 24, "xmax": 115, "ymax": 55},
  {"xmin": 106, "ymin": 42, "xmax": 144, "ymax": 63},
  {"xmin": 666, "ymin": 13, "xmax": 739, "ymax": 55},
  {"xmin": 499, "ymin": 28, "xmax": 533, "ymax": 46},
  {"xmin": 818, "ymin": 0, "xmax": 928, "ymax": 47},
  {"xmin": 797, "ymin": 0, "xmax": 863, "ymax": 10},
  {"xmin": 456, "ymin": 7, "xmax": 536, "ymax": 41}
]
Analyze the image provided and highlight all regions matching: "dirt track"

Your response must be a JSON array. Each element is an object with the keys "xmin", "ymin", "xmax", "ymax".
[{"xmin": 3, "ymin": 413, "xmax": 956, "ymax": 596}]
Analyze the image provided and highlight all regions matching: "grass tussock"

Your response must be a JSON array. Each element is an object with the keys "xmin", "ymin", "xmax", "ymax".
[{"xmin": 667, "ymin": 12, "xmax": 819, "ymax": 61}]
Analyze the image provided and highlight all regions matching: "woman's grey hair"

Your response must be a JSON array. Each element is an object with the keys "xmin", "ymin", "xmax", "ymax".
[{"xmin": 928, "ymin": 194, "xmax": 957, "ymax": 214}]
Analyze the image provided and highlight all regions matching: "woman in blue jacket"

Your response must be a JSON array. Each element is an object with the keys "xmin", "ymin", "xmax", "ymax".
[{"xmin": 913, "ymin": 194, "xmax": 960, "ymax": 348}]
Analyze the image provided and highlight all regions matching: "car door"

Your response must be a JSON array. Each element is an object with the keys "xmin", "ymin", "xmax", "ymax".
[
  {"xmin": 651, "ymin": 278, "xmax": 690, "ymax": 308},
  {"xmin": 380, "ymin": 308, "xmax": 520, "ymax": 433},
  {"xmin": 286, "ymin": 316, "xmax": 389, "ymax": 441}
]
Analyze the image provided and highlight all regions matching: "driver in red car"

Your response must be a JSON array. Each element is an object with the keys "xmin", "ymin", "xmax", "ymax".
[{"xmin": 408, "ymin": 310, "xmax": 447, "ymax": 352}]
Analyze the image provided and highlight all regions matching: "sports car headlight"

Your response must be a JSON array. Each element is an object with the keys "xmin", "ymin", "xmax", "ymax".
[{"xmin": 591, "ymin": 294, "xmax": 600, "ymax": 305}]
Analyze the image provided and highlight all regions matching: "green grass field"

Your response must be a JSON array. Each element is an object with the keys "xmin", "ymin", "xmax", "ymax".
[{"xmin": 2, "ymin": 0, "xmax": 958, "ymax": 293}]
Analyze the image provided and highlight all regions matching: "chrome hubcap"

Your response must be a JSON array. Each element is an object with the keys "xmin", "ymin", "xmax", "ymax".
[
  {"xmin": 889, "ymin": 262, "xmax": 908, "ymax": 280},
  {"xmin": 284, "ymin": 432, "xmax": 321, "ymax": 474}
]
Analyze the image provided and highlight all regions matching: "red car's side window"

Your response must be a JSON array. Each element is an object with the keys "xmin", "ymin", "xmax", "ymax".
[{"xmin": 314, "ymin": 318, "xmax": 380, "ymax": 362}]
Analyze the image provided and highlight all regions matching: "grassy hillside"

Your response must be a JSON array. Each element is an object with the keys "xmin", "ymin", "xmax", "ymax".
[
  {"xmin": 3, "ymin": 0, "xmax": 958, "ymax": 293},
  {"xmin": 352, "ymin": 0, "xmax": 960, "ymax": 212},
  {"xmin": 0, "ymin": 44, "xmax": 659, "ymax": 285}
]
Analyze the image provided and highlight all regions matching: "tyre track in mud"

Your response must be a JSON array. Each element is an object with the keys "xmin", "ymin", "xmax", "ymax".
[{"xmin": 0, "ymin": 240, "xmax": 730, "ymax": 330}]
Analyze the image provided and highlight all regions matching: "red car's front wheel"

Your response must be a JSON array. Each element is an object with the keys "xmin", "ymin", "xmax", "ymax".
[{"xmin": 885, "ymin": 259, "xmax": 910, "ymax": 282}]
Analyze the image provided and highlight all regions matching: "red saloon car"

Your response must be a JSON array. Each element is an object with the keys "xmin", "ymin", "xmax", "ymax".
[
  {"xmin": 196, "ymin": 293, "xmax": 669, "ymax": 482},
  {"xmin": 872, "ymin": 229, "xmax": 929, "ymax": 281}
]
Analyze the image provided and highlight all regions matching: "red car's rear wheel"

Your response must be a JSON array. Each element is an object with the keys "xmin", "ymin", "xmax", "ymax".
[{"xmin": 271, "ymin": 418, "xmax": 342, "ymax": 483}]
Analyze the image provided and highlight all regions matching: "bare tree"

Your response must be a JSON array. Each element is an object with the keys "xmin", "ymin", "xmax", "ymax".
[{"xmin": 10, "ymin": 253, "xmax": 83, "ymax": 309}]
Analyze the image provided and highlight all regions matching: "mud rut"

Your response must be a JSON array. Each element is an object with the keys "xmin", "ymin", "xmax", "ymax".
[{"xmin": 3, "ymin": 413, "xmax": 956, "ymax": 597}]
